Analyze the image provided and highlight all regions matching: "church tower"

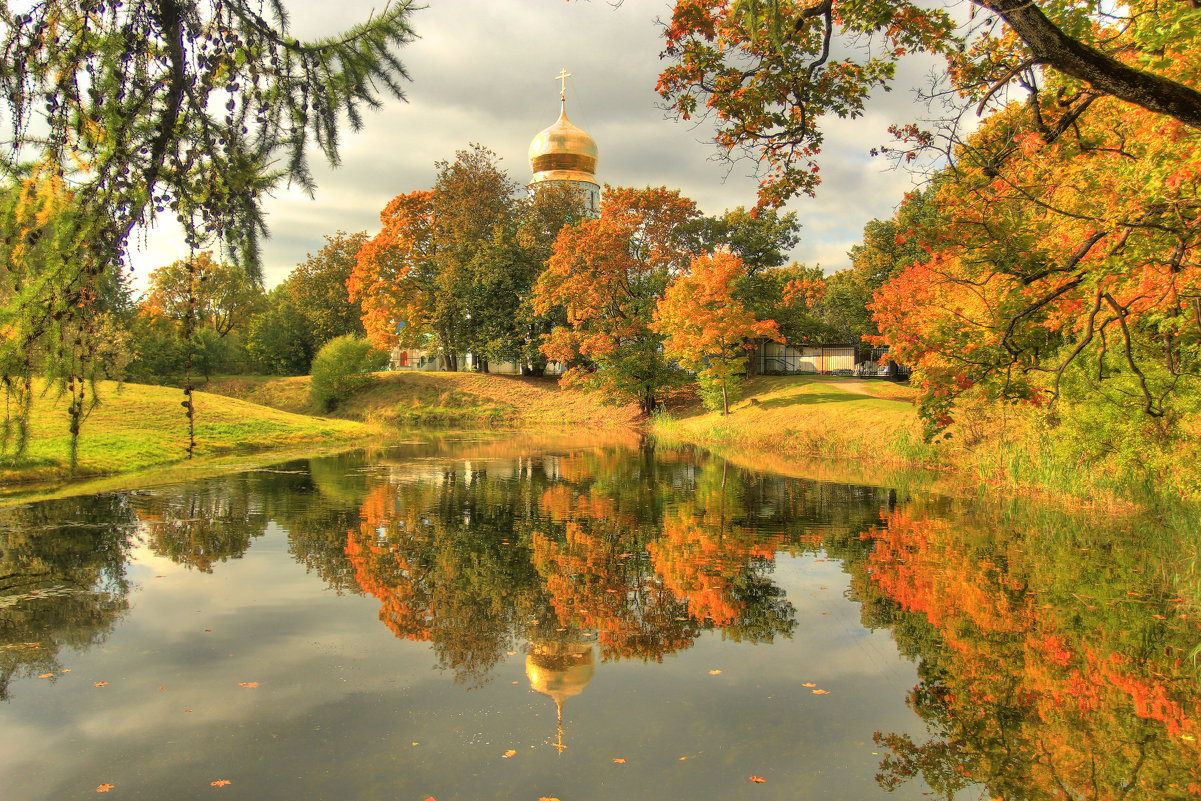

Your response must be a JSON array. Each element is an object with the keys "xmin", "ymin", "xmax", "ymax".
[{"xmin": 529, "ymin": 69, "xmax": 600, "ymax": 215}]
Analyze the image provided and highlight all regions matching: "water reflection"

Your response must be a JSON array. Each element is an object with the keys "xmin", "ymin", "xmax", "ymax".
[
  {"xmin": 0, "ymin": 495, "xmax": 134, "ymax": 699},
  {"xmin": 2, "ymin": 437, "xmax": 1198, "ymax": 801},
  {"xmin": 856, "ymin": 500, "xmax": 1201, "ymax": 799}
]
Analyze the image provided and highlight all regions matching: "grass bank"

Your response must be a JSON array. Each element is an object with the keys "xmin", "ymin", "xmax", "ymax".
[
  {"xmin": 0, "ymin": 380, "xmax": 374, "ymax": 487},
  {"xmin": 653, "ymin": 375, "xmax": 1201, "ymax": 509},
  {"xmin": 207, "ymin": 371, "xmax": 641, "ymax": 428}
]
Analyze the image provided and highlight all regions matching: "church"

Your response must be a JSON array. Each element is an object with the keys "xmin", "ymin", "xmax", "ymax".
[{"xmin": 388, "ymin": 71, "xmax": 599, "ymax": 373}]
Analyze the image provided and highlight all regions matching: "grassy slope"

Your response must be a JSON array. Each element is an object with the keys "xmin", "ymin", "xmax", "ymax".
[
  {"xmin": 655, "ymin": 375, "xmax": 928, "ymax": 465},
  {"xmin": 1, "ymin": 380, "xmax": 372, "ymax": 485},
  {"xmin": 207, "ymin": 371, "xmax": 642, "ymax": 428}
]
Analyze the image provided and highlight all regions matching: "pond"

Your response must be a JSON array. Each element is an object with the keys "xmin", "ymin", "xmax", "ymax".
[{"xmin": 1, "ymin": 433, "xmax": 1198, "ymax": 800}]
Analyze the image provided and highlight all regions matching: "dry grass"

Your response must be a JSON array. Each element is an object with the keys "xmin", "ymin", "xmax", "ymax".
[
  {"xmin": 209, "ymin": 371, "xmax": 643, "ymax": 429},
  {"xmin": 658, "ymin": 375, "xmax": 927, "ymax": 465}
]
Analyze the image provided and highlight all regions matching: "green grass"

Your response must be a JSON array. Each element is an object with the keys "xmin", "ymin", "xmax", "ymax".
[{"xmin": 0, "ymin": 380, "xmax": 375, "ymax": 486}]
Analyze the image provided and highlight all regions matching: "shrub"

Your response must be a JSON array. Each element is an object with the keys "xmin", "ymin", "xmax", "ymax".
[{"xmin": 309, "ymin": 335, "xmax": 386, "ymax": 412}]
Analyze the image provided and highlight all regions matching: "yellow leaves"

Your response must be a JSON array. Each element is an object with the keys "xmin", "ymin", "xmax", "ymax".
[
  {"xmin": 210, "ymin": 780, "xmax": 231, "ymax": 787},
  {"xmin": 237, "ymin": 682, "xmax": 258, "ymax": 688},
  {"xmin": 708, "ymin": 669, "xmax": 723, "ymax": 675},
  {"xmin": 93, "ymin": 681, "xmax": 108, "ymax": 687},
  {"xmin": 811, "ymin": 689, "xmax": 830, "ymax": 695},
  {"xmin": 96, "ymin": 784, "xmax": 115, "ymax": 793},
  {"xmin": 802, "ymin": 682, "xmax": 816, "ymax": 687},
  {"xmin": 502, "ymin": 750, "xmax": 517, "ymax": 758},
  {"xmin": 539, "ymin": 797, "xmax": 562, "ymax": 801},
  {"xmin": 39, "ymin": 673, "xmax": 53, "ymax": 679},
  {"xmin": 613, "ymin": 758, "xmax": 627, "ymax": 764},
  {"xmin": 749, "ymin": 775, "xmax": 767, "ymax": 783}
]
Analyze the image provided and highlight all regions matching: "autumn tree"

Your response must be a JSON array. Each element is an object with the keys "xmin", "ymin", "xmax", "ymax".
[
  {"xmin": 350, "ymin": 146, "xmax": 533, "ymax": 371},
  {"xmin": 652, "ymin": 250, "xmax": 782, "ymax": 414},
  {"xmin": 143, "ymin": 252, "xmax": 261, "ymax": 338},
  {"xmin": 658, "ymin": 0, "xmax": 1201, "ymax": 206},
  {"xmin": 285, "ymin": 231, "xmax": 369, "ymax": 348},
  {"xmin": 533, "ymin": 186, "xmax": 703, "ymax": 413},
  {"xmin": 695, "ymin": 206, "xmax": 800, "ymax": 275},
  {"xmin": 0, "ymin": 0, "xmax": 418, "ymax": 454},
  {"xmin": 871, "ymin": 97, "xmax": 1201, "ymax": 438}
]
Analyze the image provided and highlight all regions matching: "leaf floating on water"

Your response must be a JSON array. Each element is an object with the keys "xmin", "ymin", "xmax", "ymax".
[
  {"xmin": 613, "ymin": 758, "xmax": 626, "ymax": 764},
  {"xmin": 502, "ymin": 749, "xmax": 516, "ymax": 758},
  {"xmin": 749, "ymin": 775, "xmax": 767, "ymax": 783},
  {"xmin": 210, "ymin": 780, "xmax": 231, "ymax": 787},
  {"xmin": 39, "ymin": 673, "xmax": 53, "ymax": 678},
  {"xmin": 62, "ymin": 669, "xmax": 70, "ymax": 673},
  {"xmin": 539, "ymin": 797, "xmax": 562, "ymax": 801},
  {"xmin": 802, "ymin": 682, "xmax": 816, "ymax": 687},
  {"xmin": 811, "ymin": 689, "xmax": 830, "ymax": 695},
  {"xmin": 238, "ymin": 682, "xmax": 258, "ymax": 688},
  {"xmin": 708, "ymin": 670, "xmax": 722, "ymax": 675},
  {"xmin": 96, "ymin": 785, "xmax": 115, "ymax": 793},
  {"xmin": 93, "ymin": 681, "xmax": 108, "ymax": 687}
]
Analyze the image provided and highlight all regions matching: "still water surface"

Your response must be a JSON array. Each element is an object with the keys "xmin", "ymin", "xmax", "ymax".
[{"xmin": 1, "ymin": 435, "xmax": 1198, "ymax": 800}]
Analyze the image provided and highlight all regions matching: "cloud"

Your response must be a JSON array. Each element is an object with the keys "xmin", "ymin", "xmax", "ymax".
[{"xmin": 128, "ymin": 0, "xmax": 946, "ymax": 288}]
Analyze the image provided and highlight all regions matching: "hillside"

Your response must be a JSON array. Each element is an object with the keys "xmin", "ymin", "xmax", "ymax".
[
  {"xmin": 0, "ymin": 380, "xmax": 372, "ymax": 486},
  {"xmin": 206, "ymin": 371, "xmax": 643, "ymax": 428},
  {"xmin": 654, "ymin": 375, "xmax": 924, "ymax": 465}
]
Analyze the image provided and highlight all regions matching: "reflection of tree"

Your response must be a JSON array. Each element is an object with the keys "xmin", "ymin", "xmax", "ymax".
[
  {"xmin": 135, "ymin": 479, "xmax": 267, "ymax": 572},
  {"xmin": 341, "ymin": 445, "xmax": 894, "ymax": 681},
  {"xmin": 859, "ymin": 504, "xmax": 1201, "ymax": 800},
  {"xmin": 0, "ymin": 496, "xmax": 134, "ymax": 700}
]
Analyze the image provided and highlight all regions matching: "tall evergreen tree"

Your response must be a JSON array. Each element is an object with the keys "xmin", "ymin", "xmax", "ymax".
[{"xmin": 0, "ymin": 0, "xmax": 418, "ymax": 458}]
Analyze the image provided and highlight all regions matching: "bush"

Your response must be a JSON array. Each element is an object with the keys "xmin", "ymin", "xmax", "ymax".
[{"xmin": 309, "ymin": 335, "xmax": 386, "ymax": 412}]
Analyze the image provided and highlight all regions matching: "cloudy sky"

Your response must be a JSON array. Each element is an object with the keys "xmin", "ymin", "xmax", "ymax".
[{"xmin": 131, "ymin": 0, "xmax": 943, "ymax": 290}]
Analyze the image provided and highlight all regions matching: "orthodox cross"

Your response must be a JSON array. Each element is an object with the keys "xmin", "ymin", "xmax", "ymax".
[{"xmin": 555, "ymin": 67, "xmax": 572, "ymax": 101}]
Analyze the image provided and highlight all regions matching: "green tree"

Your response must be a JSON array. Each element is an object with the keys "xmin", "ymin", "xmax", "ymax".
[
  {"xmin": 695, "ymin": 206, "xmax": 800, "ymax": 274},
  {"xmin": 309, "ymin": 335, "xmax": 385, "ymax": 412},
  {"xmin": 0, "ymin": 0, "xmax": 418, "ymax": 453},
  {"xmin": 286, "ymin": 231, "xmax": 369, "ymax": 348},
  {"xmin": 244, "ymin": 286, "xmax": 315, "ymax": 376}
]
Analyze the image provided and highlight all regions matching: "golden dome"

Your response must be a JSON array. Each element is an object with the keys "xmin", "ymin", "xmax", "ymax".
[
  {"xmin": 529, "ymin": 100, "xmax": 599, "ymax": 186},
  {"xmin": 525, "ymin": 640, "xmax": 596, "ymax": 706}
]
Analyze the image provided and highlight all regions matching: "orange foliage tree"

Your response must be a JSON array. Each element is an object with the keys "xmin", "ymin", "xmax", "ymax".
[
  {"xmin": 652, "ymin": 249, "xmax": 782, "ymax": 414},
  {"xmin": 870, "ymin": 96, "xmax": 1201, "ymax": 434},
  {"xmin": 532, "ymin": 186, "xmax": 702, "ymax": 414}
]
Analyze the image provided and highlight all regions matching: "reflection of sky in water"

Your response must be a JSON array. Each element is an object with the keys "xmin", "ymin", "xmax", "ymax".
[{"xmin": 11, "ymin": 440, "xmax": 1191, "ymax": 800}]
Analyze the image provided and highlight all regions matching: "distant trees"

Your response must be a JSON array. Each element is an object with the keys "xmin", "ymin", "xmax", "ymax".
[{"xmin": 350, "ymin": 145, "xmax": 589, "ymax": 374}]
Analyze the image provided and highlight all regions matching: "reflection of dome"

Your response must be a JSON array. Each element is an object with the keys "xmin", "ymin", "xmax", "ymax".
[
  {"xmin": 525, "ymin": 640, "xmax": 595, "ymax": 754},
  {"xmin": 528, "ymin": 102, "xmax": 599, "ymax": 186}
]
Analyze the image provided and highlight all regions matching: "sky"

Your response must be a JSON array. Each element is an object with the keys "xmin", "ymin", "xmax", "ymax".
[{"xmin": 130, "ymin": 0, "xmax": 943, "ymax": 290}]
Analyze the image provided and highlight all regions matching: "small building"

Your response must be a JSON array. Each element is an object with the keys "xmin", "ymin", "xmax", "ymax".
[{"xmin": 753, "ymin": 341, "xmax": 909, "ymax": 379}]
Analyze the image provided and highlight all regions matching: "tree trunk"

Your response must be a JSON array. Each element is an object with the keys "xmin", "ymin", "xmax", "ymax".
[{"xmin": 722, "ymin": 382, "xmax": 729, "ymax": 416}]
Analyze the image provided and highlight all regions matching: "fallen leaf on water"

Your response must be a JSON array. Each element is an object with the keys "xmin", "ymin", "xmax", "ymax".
[
  {"xmin": 210, "ymin": 780, "xmax": 231, "ymax": 787},
  {"xmin": 96, "ymin": 785, "xmax": 114, "ymax": 793},
  {"xmin": 507, "ymin": 651, "xmax": 517, "ymax": 656},
  {"xmin": 812, "ymin": 689, "xmax": 830, "ymax": 695},
  {"xmin": 185, "ymin": 709, "xmax": 193, "ymax": 713},
  {"xmin": 750, "ymin": 775, "xmax": 766, "ymax": 783},
  {"xmin": 62, "ymin": 669, "xmax": 70, "ymax": 673},
  {"xmin": 802, "ymin": 682, "xmax": 816, "ymax": 687},
  {"xmin": 39, "ymin": 673, "xmax": 53, "ymax": 678},
  {"xmin": 158, "ymin": 686, "xmax": 165, "ymax": 690},
  {"xmin": 613, "ymin": 758, "xmax": 626, "ymax": 764},
  {"xmin": 93, "ymin": 681, "xmax": 108, "ymax": 687},
  {"xmin": 512, "ymin": 681, "xmax": 519, "ymax": 685},
  {"xmin": 679, "ymin": 756, "xmax": 688, "ymax": 761},
  {"xmin": 708, "ymin": 670, "xmax": 722, "ymax": 675},
  {"xmin": 502, "ymin": 749, "xmax": 516, "ymax": 758},
  {"xmin": 238, "ymin": 682, "xmax": 258, "ymax": 688},
  {"xmin": 539, "ymin": 797, "xmax": 561, "ymax": 801}
]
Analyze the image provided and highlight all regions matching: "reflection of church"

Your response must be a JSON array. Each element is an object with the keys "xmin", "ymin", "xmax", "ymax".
[
  {"xmin": 389, "ymin": 68, "xmax": 601, "ymax": 373},
  {"xmin": 525, "ymin": 636, "xmax": 596, "ymax": 754}
]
